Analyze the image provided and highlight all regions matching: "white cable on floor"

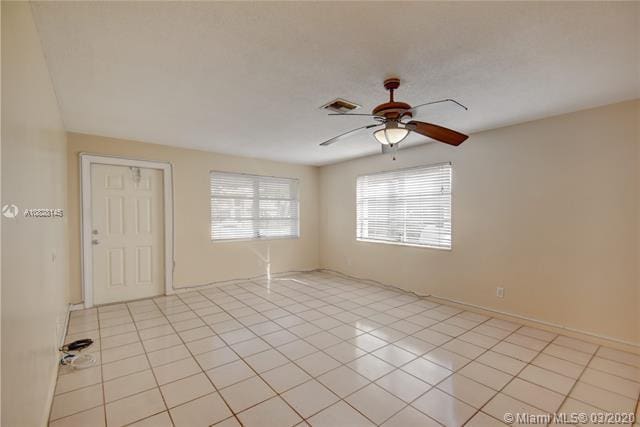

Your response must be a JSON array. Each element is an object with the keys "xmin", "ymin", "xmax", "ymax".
[{"xmin": 69, "ymin": 353, "xmax": 96, "ymax": 369}]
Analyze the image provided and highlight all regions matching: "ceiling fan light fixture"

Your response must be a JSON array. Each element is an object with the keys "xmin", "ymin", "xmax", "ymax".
[
  {"xmin": 374, "ymin": 123, "xmax": 409, "ymax": 145},
  {"xmin": 319, "ymin": 78, "xmax": 469, "ymax": 150}
]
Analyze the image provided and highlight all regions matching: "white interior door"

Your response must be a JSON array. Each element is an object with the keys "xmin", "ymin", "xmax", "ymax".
[{"xmin": 91, "ymin": 163, "xmax": 165, "ymax": 305}]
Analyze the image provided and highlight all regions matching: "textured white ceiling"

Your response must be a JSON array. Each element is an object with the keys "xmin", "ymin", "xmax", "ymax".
[{"xmin": 31, "ymin": 2, "xmax": 639, "ymax": 165}]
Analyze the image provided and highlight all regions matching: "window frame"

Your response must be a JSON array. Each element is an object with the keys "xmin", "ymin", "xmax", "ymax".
[
  {"xmin": 209, "ymin": 170, "xmax": 300, "ymax": 242},
  {"xmin": 355, "ymin": 162, "xmax": 453, "ymax": 251}
]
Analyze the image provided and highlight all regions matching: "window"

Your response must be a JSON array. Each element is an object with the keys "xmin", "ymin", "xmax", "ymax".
[
  {"xmin": 356, "ymin": 163, "xmax": 452, "ymax": 249},
  {"xmin": 210, "ymin": 172, "xmax": 299, "ymax": 241}
]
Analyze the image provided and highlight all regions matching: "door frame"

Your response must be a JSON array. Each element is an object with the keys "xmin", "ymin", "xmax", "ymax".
[{"xmin": 80, "ymin": 153, "xmax": 175, "ymax": 308}]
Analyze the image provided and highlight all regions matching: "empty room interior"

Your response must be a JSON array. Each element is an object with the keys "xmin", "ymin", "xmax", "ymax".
[{"xmin": 2, "ymin": 1, "xmax": 640, "ymax": 426}]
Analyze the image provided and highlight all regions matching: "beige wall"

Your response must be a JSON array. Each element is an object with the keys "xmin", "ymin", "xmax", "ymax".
[
  {"xmin": 637, "ymin": 102, "xmax": 640, "ymax": 347},
  {"xmin": 69, "ymin": 102, "xmax": 639, "ymax": 346},
  {"xmin": 320, "ymin": 100, "xmax": 639, "ymax": 345},
  {"xmin": 0, "ymin": 5, "xmax": 636, "ymax": 423},
  {"xmin": 1, "ymin": 2, "xmax": 70, "ymax": 426},
  {"xmin": 67, "ymin": 133, "xmax": 320, "ymax": 303}
]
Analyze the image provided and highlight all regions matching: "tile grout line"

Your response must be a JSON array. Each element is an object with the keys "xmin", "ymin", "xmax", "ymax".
[
  {"xmin": 63, "ymin": 309, "xmax": 234, "ymax": 415},
  {"xmin": 54, "ymin": 272, "xmax": 640, "ymax": 427},
  {"xmin": 52, "ymin": 308, "xmax": 509, "ymax": 427},
  {"xmin": 235, "ymin": 277, "xmax": 484, "ymax": 425},
  {"xmin": 122, "ymin": 301, "xmax": 177, "ymax": 427},
  {"xmin": 149, "ymin": 296, "xmax": 243, "ymax": 426},
  {"xmin": 319, "ymin": 272, "xmax": 639, "ymax": 416},
  {"xmin": 48, "ymin": 308, "xmax": 105, "ymax": 425},
  {"xmin": 464, "ymin": 325, "xmax": 562, "ymax": 426},
  {"xmin": 214, "ymin": 275, "xmax": 581, "ymax": 426},
  {"xmin": 423, "ymin": 318, "xmax": 514, "ymax": 426},
  {"xmin": 45, "ymin": 310, "xmax": 560, "ymax": 427},
  {"xmin": 89, "ymin": 308, "xmax": 230, "ymax": 426},
  {"xmin": 173, "ymin": 287, "xmax": 308, "ymax": 425},
  {"xmin": 239, "ymin": 277, "xmax": 439, "ymax": 425},
  {"xmin": 560, "ymin": 346, "xmax": 639, "ymax": 416},
  {"xmin": 177, "ymin": 288, "xmax": 314, "ymax": 424},
  {"xmin": 98, "ymin": 309, "xmax": 108, "ymax": 427},
  {"xmin": 265, "ymin": 276, "xmax": 594, "ymax": 425},
  {"xmin": 546, "ymin": 345, "xmax": 601, "ymax": 427},
  {"xmin": 312, "ymin": 275, "xmax": 516, "ymax": 425},
  {"xmin": 197, "ymin": 280, "xmax": 351, "ymax": 422},
  {"xmin": 65, "ymin": 305, "xmax": 175, "ymax": 425},
  {"xmin": 195, "ymin": 273, "xmax": 640, "ymax": 425},
  {"xmin": 331, "ymin": 306, "xmax": 496, "ymax": 425},
  {"xmin": 376, "ymin": 313, "xmax": 513, "ymax": 426},
  {"xmin": 202, "ymin": 276, "xmax": 400, "ymax": 425}
]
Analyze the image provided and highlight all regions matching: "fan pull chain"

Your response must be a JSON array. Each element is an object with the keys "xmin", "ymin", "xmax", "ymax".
[{"xmin": 390, "ymin": 143, "xmax": 399, "ymax": 161}]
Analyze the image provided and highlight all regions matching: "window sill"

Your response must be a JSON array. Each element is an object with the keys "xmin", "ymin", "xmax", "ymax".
[
  {"xmin": 356, "ymin": 238, "xmax": 451, "ymax": 251},
  {"xmin": 211, "ymin": 236, "xmax": 300, "ymax": 243}
]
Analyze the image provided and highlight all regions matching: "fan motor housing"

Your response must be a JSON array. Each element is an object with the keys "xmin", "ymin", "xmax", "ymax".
[
  {"xmin": 373, "ymin": 78, "xmax": 413, "ymax": 120},
  {"xmin": 372, "ymin": 101, "xmax": 412, "ymax": 120}
]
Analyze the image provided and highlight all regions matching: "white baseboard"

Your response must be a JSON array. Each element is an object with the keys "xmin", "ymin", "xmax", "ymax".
[
  {"xmin": 46, "ymin": 302, "xmax": 72, "ymax": 426},
  {"xmin": 319, "ymin": 268, "xmax": 640, "ymax": 354},
  {"xmin": 430, "ymin": 294, "xmax": 640, "ymax": 353},
  {"xmin": 60, "ymin": 303, "xmax": 73, "ymax": 347},
  {"xmin": 43, "ymin": 356, "xmax": 60, "ymax": 427},
  {"xmin": 170, "ymin": 269, "xmax": 319, "ymax": 293},
  {"xmin": 69, "ymin": 303, "xmax": 85, "ymax": 311}
]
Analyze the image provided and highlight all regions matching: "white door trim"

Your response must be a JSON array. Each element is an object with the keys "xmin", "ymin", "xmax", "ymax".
[{"xmin": 80, "ymin": 153, "xmax": 175, "ymax": 308}]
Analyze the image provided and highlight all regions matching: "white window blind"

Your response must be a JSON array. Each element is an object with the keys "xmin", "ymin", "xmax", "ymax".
[
  {"xmin": 356, "ymin": 163, "xmax": 452, "ymax": 249},
  {"xmin": 210, "ymin": 172, "xmax": 299, "ymax": 241}
]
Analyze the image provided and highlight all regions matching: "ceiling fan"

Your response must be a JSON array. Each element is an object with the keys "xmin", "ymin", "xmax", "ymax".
[{"xmin": 319, "ymin": 78, "xmax": 469, "ymax": 156}]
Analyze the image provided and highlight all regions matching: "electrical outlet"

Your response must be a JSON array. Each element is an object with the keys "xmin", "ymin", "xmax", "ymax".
[{"xmin": 496, "ymin": 287, "xmax": 505, "ymax": 298}]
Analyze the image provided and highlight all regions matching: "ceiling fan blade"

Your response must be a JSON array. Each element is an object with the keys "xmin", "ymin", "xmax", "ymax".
[
  {"xmin": 406, "ymin": 121, "xmax": 469, "ymax": 146},
  {"xmin": 409, "ymin": 98, "xmax": 468, "ymax": 113},
  {"xmin": 319, "ymin": 123, "xmax": 381, "ymax": 146},
  {"xmin": 328, "ymin": 113, "xmax": 384, "ymax": 117}
]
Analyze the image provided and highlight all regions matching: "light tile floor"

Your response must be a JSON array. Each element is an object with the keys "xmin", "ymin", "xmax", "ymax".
[{"xmin": 50, "ymin": 271, "xmax": 640, "ymax": 426}]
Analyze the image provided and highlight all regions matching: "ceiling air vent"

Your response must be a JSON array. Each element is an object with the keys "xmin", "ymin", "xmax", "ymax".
[{"xmin": 320, "ymin": 98, "xmax": 361, "ymax": 114}]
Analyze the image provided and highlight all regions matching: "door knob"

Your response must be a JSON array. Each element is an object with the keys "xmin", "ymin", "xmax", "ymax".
[{"xmin": 92, "ymin": 239, "xmax": 100, "ymax": 245}]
